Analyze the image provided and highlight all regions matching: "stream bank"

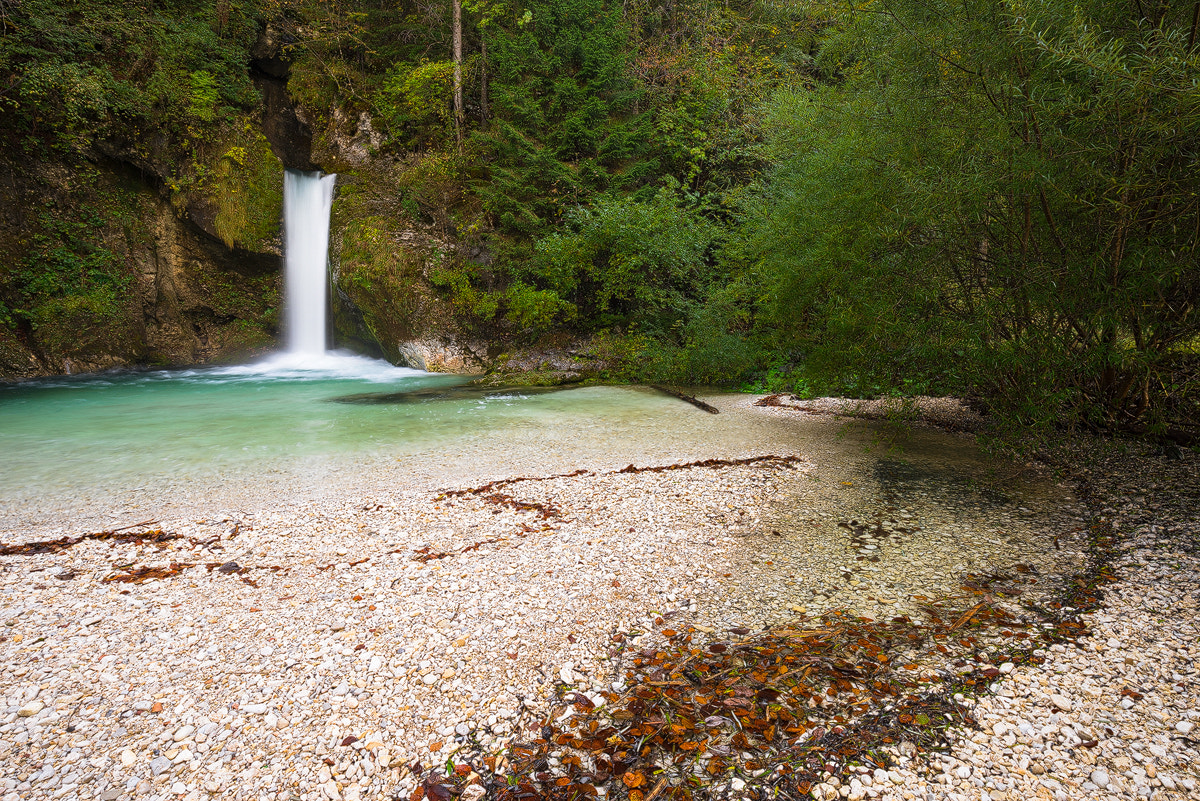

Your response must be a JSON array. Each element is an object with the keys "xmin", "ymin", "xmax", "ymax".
[{"xmin": 0, "ymin": 397, "xmax": 1195, "ymax": 801}]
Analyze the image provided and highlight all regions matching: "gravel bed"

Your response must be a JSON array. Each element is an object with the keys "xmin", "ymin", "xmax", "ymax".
[
  {"xmin": 1, "ymin": 395, "xmax": 1195, "ymax": 801},
  {"xmin": 0, "ymin": 460, "xmax": 795, "ymax": 801}
]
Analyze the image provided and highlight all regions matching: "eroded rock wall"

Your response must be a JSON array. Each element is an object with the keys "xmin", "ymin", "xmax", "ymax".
[{"xmin": 0, "ymin": 158, "xmax": 281, "ymax": 380}]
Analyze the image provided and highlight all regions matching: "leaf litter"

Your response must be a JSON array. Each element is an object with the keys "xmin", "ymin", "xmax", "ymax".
[
  {"xmin": 0, "ymin": 521, "xmax": 172, "ymax": 555},
  {"xmin": 402, "ymin": 520, "xmax": 1119, "ymax": 801}
]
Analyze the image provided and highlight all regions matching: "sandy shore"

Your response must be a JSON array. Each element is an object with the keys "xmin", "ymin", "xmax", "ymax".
[{"xmin": 1, "ymin": 396, "xmax": 1195, "ymax": 801}]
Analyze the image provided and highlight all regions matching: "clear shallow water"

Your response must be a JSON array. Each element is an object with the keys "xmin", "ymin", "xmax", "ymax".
[
  {"xmin": 0, "ymin": 353, "xmax": 444, "ymax": 493},
  {"xmin": 1, "ymin": 356, "xmax": 1073, "ymax": 543},
  {"xmin": 0, "ymin": 352, "xmax": 717, "ymax": 521}
]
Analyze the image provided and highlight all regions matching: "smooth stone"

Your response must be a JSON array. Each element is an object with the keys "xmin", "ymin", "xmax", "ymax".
[
  {"xmin": 1091, "ymin": 769, "xmax": 1110, "ymax": 788},
  {"xmin": 1049, "ymin": 694, "xmax": 1073, "ymax": 711},
  {"xmin": 18, "ymin": 701, "xmax": 44, "ymax": 717}
]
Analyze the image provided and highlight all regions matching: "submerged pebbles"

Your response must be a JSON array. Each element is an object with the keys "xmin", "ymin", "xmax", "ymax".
[{"xmin": 0, "ymin": 395, "xmax": 1196, "ymax": 801}]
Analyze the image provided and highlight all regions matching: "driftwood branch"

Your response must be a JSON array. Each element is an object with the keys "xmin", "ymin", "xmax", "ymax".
[{"xmin": 649, "ymin": 385, "xmax": 719, "ymax": 414}]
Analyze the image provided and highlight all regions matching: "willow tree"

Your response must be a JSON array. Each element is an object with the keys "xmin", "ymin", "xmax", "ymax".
[{"xmin": 752, "ymin": 0, "xmax": 1200, "ymax": 434}]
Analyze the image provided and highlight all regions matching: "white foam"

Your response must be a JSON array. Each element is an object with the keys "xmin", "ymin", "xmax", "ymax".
[{"xmin": 207, "ymin": 350, "xmax": 428, "ymax": 382}]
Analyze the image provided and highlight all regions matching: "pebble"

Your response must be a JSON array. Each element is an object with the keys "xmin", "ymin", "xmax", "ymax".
[
  {"xmin": 1049, "ymin": 693, "xmax": 1073, "ymax": 711},
  {"xmin": 17, "ymin": 700, "xmax": 44, "ymax": 717}
]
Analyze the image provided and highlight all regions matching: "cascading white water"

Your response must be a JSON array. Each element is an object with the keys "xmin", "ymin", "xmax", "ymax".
[
  {"xmin": 252, "ymin": 169, "xmax": 414, "ymax": 379},
  {"xmin": 283, "ymin": 169, "xmax": 337, "ymax": 356}
]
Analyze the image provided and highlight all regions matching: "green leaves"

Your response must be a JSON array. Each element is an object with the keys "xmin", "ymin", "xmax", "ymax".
[
  {"xmin": 534, "ymin": 187, "xmax": 721, "ymax": 331},
  {"xmin": 187, "ymin": 71, "xmax": 220, "ymax": 122},
  {"xmin": 3, "ymin": 0, "xmax": 260, "ymax": 150},
  {"xmin": 749, "ymin": 0, "xmax": 1200, "ymax": 430}
]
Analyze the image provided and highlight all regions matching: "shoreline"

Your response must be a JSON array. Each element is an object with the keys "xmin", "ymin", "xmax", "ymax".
[{"xmin": 1, "ymin": 398, "xmax": 1196, "ymax": 800}]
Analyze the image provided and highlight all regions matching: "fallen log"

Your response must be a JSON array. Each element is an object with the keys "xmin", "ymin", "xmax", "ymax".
[{"xmin": 649, "ymin": 384, "xmax": 719, "ymax": 413}]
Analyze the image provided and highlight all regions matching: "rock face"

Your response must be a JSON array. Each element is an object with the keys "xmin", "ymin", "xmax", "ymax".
[
  {"xmin": 253, "ymin": 70, "xmax": 316, "ymax": 172},
  {"xmin": 250, "ymin": 21, "xmax": 318, "ymax": 171},
  {"xmin": 137, "ymin": 196, "xmax": 280, "ymax": 367},
  {"xmin": 0, "ymin": 21, "xmax": 311, "ymax": 381},
  {"xmin": 396, "ymin": 339, "xmax": 489, "ymax": 373},
  {"xmin": 0, "ymin": 18, "xmax": 560, "ymax": 382},
  {"xmin": 0, "ymin": 157, "xmax": 281, "ymax": 380},
  {"xmin": 313, "ymin": 108, "xmax": 385, "ymax": 170}
]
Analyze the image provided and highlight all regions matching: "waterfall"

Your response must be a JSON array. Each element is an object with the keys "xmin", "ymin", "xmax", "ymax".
[{"xmin": 283, "ymin": 169, "xmax": 337, "ymax": 356}]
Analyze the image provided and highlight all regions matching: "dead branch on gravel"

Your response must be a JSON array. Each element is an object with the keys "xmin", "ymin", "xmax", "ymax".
[
  {"xmin": 426, "ymin": 457, "xmax": 803, "ymax": 562},
  {"xmin": 753, "ymin": 394, "xmax": 800, "ymax": 409},
  {"xmin": 753, "ymin": 395, "xmax": 982, "ymax": 436},
  {"xmin": 477, "ymin": 493, "xmax": 562, "ymax": 519},
  {"xmin": 438, "ymin": 469, "xmax": 593, "ymax": 500},
  {"xmin": 103, "ymin": 562, "xmax": 193, "ymax": 583},
  {"xmin": 436, "ymin": 457, "xmax": 802, "ymax": 502},
  {"xmin": 100, "ymin": 560, "xmax": 281, "ymax": 586},
  {"xmin": 616, "ymin": 456, "xmax": 803, "ymax": 475},
  {"xmin": 0, "ymin": 521, "xmax": 168, "ymax": 555}
]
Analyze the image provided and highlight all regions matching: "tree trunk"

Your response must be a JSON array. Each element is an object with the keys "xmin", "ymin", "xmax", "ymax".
[
  {"xmin": 453, "ymin": 0, "xmax": 463, "ymax": 148},
  {"xmin": 480, "ymin": 38, "xmax": 489, "ymax": 124}
]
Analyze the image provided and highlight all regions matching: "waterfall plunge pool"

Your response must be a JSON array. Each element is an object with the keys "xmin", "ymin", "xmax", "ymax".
[{"xmin": 0, "ymin": 356, "xmax": 763, "ymax": 528}]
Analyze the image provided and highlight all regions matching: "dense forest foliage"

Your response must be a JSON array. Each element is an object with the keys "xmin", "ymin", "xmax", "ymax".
[{"xmin": 1, "ymin": 0, "xmax": 1197, "ymax": 438}]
